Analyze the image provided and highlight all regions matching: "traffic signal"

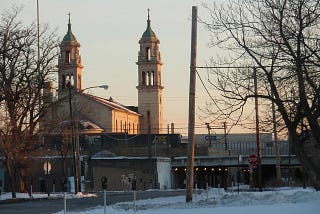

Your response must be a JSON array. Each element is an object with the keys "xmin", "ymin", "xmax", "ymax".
[{"xmin": 101, "ymin": 176, "xmax": 108, "ymax": 190}]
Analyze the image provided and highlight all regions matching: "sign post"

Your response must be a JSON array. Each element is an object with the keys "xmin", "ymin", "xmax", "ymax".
[{"xmin": 248, "ymin": 154, "xmax": 258, "ymax": 168}]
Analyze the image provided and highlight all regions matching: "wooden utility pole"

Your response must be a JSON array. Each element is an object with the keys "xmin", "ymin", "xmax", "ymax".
[
  {"xmin": 272, "ymin": 91, "xmax": 281, "ymax": 181},
  {"xmin": 186, "ymin": 6, "xmax": 197, "ymax": 202}
]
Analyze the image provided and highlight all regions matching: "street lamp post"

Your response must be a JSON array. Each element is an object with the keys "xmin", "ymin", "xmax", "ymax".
[{"xmin": 67, "ymin": 82, "xmax": 108, "ymax": 194}]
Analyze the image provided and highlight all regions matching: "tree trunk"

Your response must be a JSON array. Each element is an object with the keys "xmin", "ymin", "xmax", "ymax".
[
  {"xmin": 19, "ymin": 170, "xmax": 27, "ymax": 193},
  {"xmin": 291, "ymin": 132, "xmax": 320, "ymax": 190},
  {"xmin": 5, "ymin": 157, "xmax": 16, "ymax": 198}
]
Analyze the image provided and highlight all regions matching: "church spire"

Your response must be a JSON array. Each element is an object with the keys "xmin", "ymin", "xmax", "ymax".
[
  {"xmin": 68, "ymin": 12, "xmax": 71, "ymax": 32},
  {"xmin": 63, "ymin": 12, "xmax": 77, "ymax": 42},
  {"xmin": 142, "ymin": 8, "xmax": 156, "ymax": 38}
]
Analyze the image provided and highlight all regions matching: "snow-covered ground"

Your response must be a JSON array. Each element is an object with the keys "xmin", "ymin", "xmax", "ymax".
[{"xmin": 1, "ymin": 187, "xmax": 319, "ymax": 214}]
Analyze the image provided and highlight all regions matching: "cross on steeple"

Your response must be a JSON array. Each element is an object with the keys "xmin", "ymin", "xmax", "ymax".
[
  {"xmin": 68, "ymin": 12, "xmax": 71, "ymax": 23},
  {"xmin": 147, "ymin": 8, "xmax": 150, "ymax": 20}
]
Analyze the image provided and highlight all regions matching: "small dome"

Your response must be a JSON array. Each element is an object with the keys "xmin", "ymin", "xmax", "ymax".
[
  {"xmin": 63, "ymin": 30, "xmax": 77, "ymax": 42},
  {"xmin": 142, "ymin": 20, "xmax": 156, "ymax": 38}
]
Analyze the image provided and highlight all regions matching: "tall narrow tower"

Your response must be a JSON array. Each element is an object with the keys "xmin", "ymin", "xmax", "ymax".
[
  {"xmin": 137, "ymin": 10, "xmax": 164, "ymax": 134},
  {"xmin": 57, "ymin": 14, "xmax": 83, "ymax": 98}
]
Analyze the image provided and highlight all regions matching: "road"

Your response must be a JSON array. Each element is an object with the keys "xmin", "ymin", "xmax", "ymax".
[{"xmin": 0, "ymin": 190, "xmax": 186, "ymax": 214}]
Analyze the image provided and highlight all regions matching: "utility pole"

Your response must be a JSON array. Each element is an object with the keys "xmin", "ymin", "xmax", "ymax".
[
  {"xmin": 254, "ymin": 68, "xmax": 262, "ymax": 191},
  {"xmin": 223, "ymin": 122, "xmax": 228, "ymax": 150},
  {"xmin": 186, "ymin": 6, "xmax": 197, "ymax": 203},
  {"xmin": 205, "ymin": 123, "xmax": 212, "ymax": 148},
  {"xmin": 272, "ymin": 91, "xmax": 281, "ymax": 181}
]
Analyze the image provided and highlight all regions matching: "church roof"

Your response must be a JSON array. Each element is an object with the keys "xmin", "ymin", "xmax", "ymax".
[
  {"xmin": 62, "ymin": 15, "xmax": 77, "ymax": 42},
  {"xmin": 142, "ymin": 9, "xmax": 157, "ymax": 38},
  {"xmin": 82, "ymin": 93, "xmax": 141, "ymax": 116}
]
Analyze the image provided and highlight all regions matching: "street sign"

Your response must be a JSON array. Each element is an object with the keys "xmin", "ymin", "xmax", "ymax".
[
  {"xmin": 248, "ymin": 154, "xmax": 258, "ymax": 168},
  {"xmin": 205, "ymin": 135, "xmax": 217, "ymax": 141}
]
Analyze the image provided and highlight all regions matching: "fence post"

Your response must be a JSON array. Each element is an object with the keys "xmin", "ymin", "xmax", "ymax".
[{"xmin": 104, "ymin": 190, "xmax": 107, "ymax": 214}]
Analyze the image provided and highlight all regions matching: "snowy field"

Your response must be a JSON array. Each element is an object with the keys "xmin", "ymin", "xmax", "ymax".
[
  {"xmin": 56, "ymin": 187, "xmax": 320, "ymax": 214},
  {"xmin": 1, "ymin": 187, "xmax": 319, "ymax": 214}
]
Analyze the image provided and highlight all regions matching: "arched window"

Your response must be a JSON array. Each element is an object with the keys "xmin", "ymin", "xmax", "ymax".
[
  {"xmin": 145, "ymin": 47, "xmax": 151, "ymax": 61},
  {"xmin": 65, "ymin": 50, "xmax": 71, "ymax": 63},
  {"xmin": 142, "ymin": 71, "xmax": 147, "ymax": 85},
  {"xmin": 67, "ymin": 74, "xmax": 74, "ymax": 87},
  {"xmin": 150, "ymin": 71, "xmax": 154, "ymax": 85}
]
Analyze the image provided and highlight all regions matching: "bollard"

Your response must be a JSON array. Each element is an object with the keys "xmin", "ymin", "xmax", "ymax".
[
  {"xmin": 64, "ymin": 192, "xmax": 67, "ymax": 214},
  {"xmin": 206, "ymin": 182, "xmax": 209, "ymax": 199},
  {"xmin": 104, "ymin": 190, "xmax": 107, "ymax": 214},
  {"xmin": 133, "ymin": 190, "xmax": 136, "ymax": 212},
  {"xmin": 30, "ymin": 185, "xmax": 33, "ymax": 198}
]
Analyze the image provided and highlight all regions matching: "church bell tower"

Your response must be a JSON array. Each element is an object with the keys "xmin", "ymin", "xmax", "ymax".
[
  {"xmin": 57, "ymin": 14, "xmax": 83, "ymax": 98},
  {"xmin": 137, "ymin": 10, "xmax": 164, "ymax": 134}
]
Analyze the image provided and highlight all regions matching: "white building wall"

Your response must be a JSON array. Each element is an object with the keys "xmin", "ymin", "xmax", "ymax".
[{"xmin": 156, "ymin": 158, "xmax": 172, "ymax": 190}]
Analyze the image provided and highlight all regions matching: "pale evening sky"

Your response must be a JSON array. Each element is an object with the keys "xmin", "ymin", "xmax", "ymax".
[{"xmin": 1, "ymin": 0, "xmax": 251, "ymax": 136}]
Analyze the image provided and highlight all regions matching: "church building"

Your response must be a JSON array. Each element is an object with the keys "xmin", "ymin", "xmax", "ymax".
[{"xmin": 47, "ymin": 11, "xmax": 164, "ymax": 135}]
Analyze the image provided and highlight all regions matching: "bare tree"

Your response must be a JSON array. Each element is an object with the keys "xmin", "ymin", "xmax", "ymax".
[
  {"xmin": 0, "ymin": 7, "xmax": 59, "ymax": 198},
  {"xmin": 200, "ymin": 0, "xmax": 320, "ymax": 189}
]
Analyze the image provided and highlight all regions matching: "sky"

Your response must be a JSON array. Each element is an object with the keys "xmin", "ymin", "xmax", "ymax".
[{"xmin": 1, "ymin": 0, "xmax": 238, "ymax": 136}]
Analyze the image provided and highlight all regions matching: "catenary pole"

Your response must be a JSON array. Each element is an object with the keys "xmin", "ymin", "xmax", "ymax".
[{"xmin": 186, "ymin": 6, "xmax": 197, "ymax": 202}]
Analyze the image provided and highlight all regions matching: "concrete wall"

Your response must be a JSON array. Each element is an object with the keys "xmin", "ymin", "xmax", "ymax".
[
  {"xmin": 90, "ymin": 158, "xmax": 159, "ymax": 191},
  {"xmin": 156, "ymin": 158, "xmax": 172, "ymax": 189}
]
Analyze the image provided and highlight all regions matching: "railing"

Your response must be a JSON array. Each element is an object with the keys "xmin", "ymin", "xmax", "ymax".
[{"xmin": 208, "ymin": 141, "xmax": 290, "ymax": 156}]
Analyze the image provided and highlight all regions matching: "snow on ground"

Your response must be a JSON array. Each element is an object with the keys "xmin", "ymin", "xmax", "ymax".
[
  {"xmin": 1, "ymin": 187, "xmax": 319, "ymax": 214},
  {"xmin": 51, "ymin": 187, "xmax": 319, "ymax": 214},
  {"xmin": 0, "ymin": 192, "xmax": 97, "ymax": 201}
]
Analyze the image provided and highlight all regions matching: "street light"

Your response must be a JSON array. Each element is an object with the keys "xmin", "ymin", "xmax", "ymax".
[
  {"xmin": 67, "ymin": 82, "xmax": 108, "ymax": 194},
  {"xmin": 80, "ymin": 85, "xmax": 109, "ymax": 92}
]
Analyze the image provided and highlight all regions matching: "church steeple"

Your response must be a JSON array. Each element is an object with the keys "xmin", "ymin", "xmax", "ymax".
[
  {"xmin": 137, "ymin": 9, "xmax": 164, "ymax": 134},
  {"xmin": 142, "ymin": 9, "xmax": 156, "ymax": 38},
  {"xmin": 63, "ymin": 13, "xmax": 77, "ymax": 42},
  {"xmin": 57, "ymin": 14, "xmax": 83, "ymax": 98}
]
